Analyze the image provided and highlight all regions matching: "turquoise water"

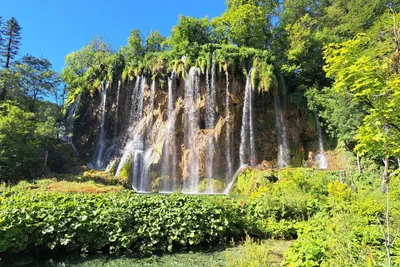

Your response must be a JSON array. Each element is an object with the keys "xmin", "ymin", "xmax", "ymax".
[{"xmin": 2, "ymin": 248, "xmax": 239, "ymax": 267}]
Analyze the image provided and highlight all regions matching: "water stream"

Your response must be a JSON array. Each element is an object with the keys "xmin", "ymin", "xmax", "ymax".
[
  {"xmin": 205, "ymin": 53, "xmax": 217, "ymax": 192},
  {"xmin": 239, "ymin": 71, "xmax": 256, "ymax": 167},
  {"xmin": 275, "ymin": 91, "xmax": 290, "ymax": 169},
  {"xmin": 315, "ymin": 114, "xmax": 328, "ymax": 169},
  {"xmin": 161, "ymin": 71, "xmax": 178, "ymax": 192},
  {"xmin": 94, "ymin": 81, "xmax": 109, "ymax": 169},
  {"xmin": 183, "ymin": 67, "xmax": 201, "ymax": 193}
]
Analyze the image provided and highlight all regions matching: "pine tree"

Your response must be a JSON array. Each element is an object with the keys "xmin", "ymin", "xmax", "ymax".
[
  {"xmin": 0, "ymin": 16, "xmax": 3, "ymax": 52},
  {"xmin": 0, "ymin": 17, "xmax": 22, "ymax": 69},
  {"xmin": 0, "ymin": 17, "xmax": 22, "ymax": 100}
]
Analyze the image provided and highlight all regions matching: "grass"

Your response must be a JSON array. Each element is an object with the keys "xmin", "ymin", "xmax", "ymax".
[{"xmin": 0, "ymin": 171, "xmax": 126, "ymax": 194}]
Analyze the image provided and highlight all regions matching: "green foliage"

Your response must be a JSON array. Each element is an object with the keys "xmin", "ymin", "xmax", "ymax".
[
  {"xmin": 61, "ymin": 37, "xmax": 113, "ymax": 103},
  {"xmin": 226, "ymin": 235, "xmax": 273, "ymax": 267},
  {"xmin": 0, "ymin": 103, "xmax": 57, "ymax": 182},
  {"xmin": 0, "ymin": 17, "xmax": 22, "ymax": 70},
  {"xmin": 145, "ymin": 31, "xmax": 167, "ymax": 53},
  {"xmin": 166, "ymin": 16, "xmax": 214, "ymax": 61},
  {"xmin": 251, "ymin": 59, "xmax": 277, "ymax": 92},
  {"xmin": 232, "ymin": 168, "xmax": 275, "ymax": 195},
  {"xmin": 213, "ymin": 4, "xmax": 268, "ymax": 49},
  {"xmin": 0, "ymin": 192, "xmax": 246, "ymax": 255},
  {"xmin": 324, "ymin": 33, "xmax": 400, "ymax": 158},
  {"xmin": 117, "ymin": 158, "xmax": 132, "ymax": 183},
  {"xmin": 13, "ymin": 55, "xmax": 61, "ymax": 111},
  {"xmin": 283, "ymin": 175, "xmax": 400, "ymax": 266}
]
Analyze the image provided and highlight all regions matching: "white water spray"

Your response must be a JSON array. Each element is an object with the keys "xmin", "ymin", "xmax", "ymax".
[
  {"xmin": 239, "ymin": 71, "xmax": 256, "ymax": 167},
  {"xmin": 114, "ymin": 80, "xmax": 121, "ymax": 138},
  {"xmin": 94, "ymin": 81, "xmax": 109, "ymax": 169},
  {"xmin": 205, "ymin": 53, "xmax": 217, "ymax": 192},
  {"xmin": 225, "ymin": 69, "xmax": 233, "ymax": 182},
  {"xmin": 183, "ymin": 67, "xmax": 200, "ymax": 193},
  {"xmin": 315, "ymin": 114, "xmax": 328, "ymax": 169},
  {"xmin": 161, "ymin": 71, "xmax": 178, "ymax": 192}
]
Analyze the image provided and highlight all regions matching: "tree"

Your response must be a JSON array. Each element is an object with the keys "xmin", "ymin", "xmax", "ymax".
[
  {"xmin": 0, "ymin": 16, "xmax": 3, "ymax": 53},
  {"xmin": 14, "ymin": 55, "xmax": 60, "ymax": 111},
  {"xmin": 167, "ymin": 16, "xmax": 213, "ymax": 59},
  {"xmin": 62, "ymin": 37, "xmax": 113, "ymax": 102},
  {"xmin": 0, "ymin": 17, "xmax": 22, "ymax": 69},
  {"xmin": 145, "ymin": 31, "xmax": 167, "ymax": 53},
  {"xmin": 0, "ymin": 103, "xmax": 44, "ymax": 182},
  {"xmin": 0, "ymin": 17, "xmax": 22, "ymax": 101},
  {"xmin": 324, "ymin": 29, "xmax": 400, "ymax": 189}
]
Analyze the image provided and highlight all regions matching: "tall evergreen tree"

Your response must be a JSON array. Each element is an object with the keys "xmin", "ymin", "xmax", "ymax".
[
  {"xmin": 0, "ymin": 16, "xmax": 3, "ymax": 51},
  {"xmin": 0, "ymin": 17, "xmax": 22, "ymax": 69},
  {"xmin": 0, "ymin": 17, "xmax": 22, "ymax": 101}
]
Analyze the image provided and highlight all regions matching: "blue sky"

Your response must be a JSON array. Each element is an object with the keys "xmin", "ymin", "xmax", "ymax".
[{"xmin": 2, "ymin": 0, "xmax": 227, "ymax": 72}]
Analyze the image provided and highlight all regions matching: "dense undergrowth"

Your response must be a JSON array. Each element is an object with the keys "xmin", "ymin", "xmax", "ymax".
[
  {"xmin": 0, "ymin": 191, "xmax": 245, "ymax": 256},
  {"xmin": 1, "ymin": 168, "xmax": 400, "ymax": 266}
]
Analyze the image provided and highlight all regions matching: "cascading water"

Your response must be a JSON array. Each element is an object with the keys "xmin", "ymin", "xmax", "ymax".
[
  {"xmin": 94, "ymin": 81, "xmax": 109, "ymax": 170},
  {"xmin": 183, "ymin": 67, "xmax": 200, "ymax": 193},
  {"xmin": 315, "ymin": 114, "xmax": 328, "ymax": 169},
  {"xmin": 64, "ymin": 96, "xmax": 80, "ymax": 155},
  {"xmin": 275, "ymin": 91, "xmax": 290, "ymax": 169},
  {"xmin": 147, "ymin": 80, "xmax": 156, "ymax": 146},
  {"xmin": 239, "ymin": 71, "xmax": 256, "ymax": 167},
  {"xmin": 161, "ymin": 71, "xmax": 178, "ymax": 192},
  {"xmin": 130, "ymin": 76, "xmax": 142, "ymax": 125},
  {"xmin": 224, "ymin": 71, "xmax": 256, "ymax": 194},
  {"xmin": 115, "ymin": 76, "xmax": 147, "ymax": 192},
  {"xmin": 114, "ymin": 80, "xmax": 121, "ymax": 138},
  {"xmin": 204, "ymin": 53, "xmax": 217, "ymax": 192},
  {"xmin": 225, "ymin": 69, "xmax": 232, "ymax": 183}
]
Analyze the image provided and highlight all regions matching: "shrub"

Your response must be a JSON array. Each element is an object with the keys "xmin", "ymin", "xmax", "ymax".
[
  {"xmin": 0, "ymin": 192, "xmax": 246, "ymax": 256},
  {"xmin": 226, "ymin": 236, "xmax": 273, "ymax": 267}
]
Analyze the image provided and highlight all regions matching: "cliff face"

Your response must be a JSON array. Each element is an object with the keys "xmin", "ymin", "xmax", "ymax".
[{"xmin": 70, "ymin": 69, "xmax": 322, "ymax": 192}]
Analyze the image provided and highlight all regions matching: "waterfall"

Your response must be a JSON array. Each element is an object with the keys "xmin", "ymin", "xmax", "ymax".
[
  {"xmin": 183, "ymin": 67, "xmax": 200, "ymax": 193},
  {"xmin": 94, "ymin": 81, "xmax": 109, "ymax": 170},
  {"xmin": 275, "ymin": 91, "xmax": 290, "ymax": 169},
  {"xmin": 225, "ymin": 71, "xmax": 256, "ymax": 194},
  {"xmin": 225, "ymin": 69, "xmax": 233, "ymax": 182},
  {"xmin": 115, "ymin": 76, "xmax": 148, "ymax": 192},
  {"xmin": 205, "ymin": 53, "xmax": 217, "ymax": 192},
  {"xmin": 147, "ymin": 80, "xmax": 156, "ymax": 145},
  {"xmin": 223, "ymin": 165, "xmax": 248, "ymax": 194},
  {"xmin": 161, "ymin": 71, "xmax": 177, "ymax": 192},
  {"xmin": 315, "ymin": 114, "xmax": 328, "ymax": 169},
  {"xmin": 64, "ymin": 96, "xmax": 80, "ymax": 155},
  {"xmin": 114, "ymin": 80, "xmax": 121, "ymax": 138},
  {"xmin": 130, "ymin": 76, "xmax": 143, "ymax": 125},
  {"xmin": 239, "ymin": 71, "xmax": 256, "ymax": 167}
]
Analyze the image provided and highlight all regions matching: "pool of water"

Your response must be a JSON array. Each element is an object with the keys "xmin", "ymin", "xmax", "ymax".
[{"xmin": 1, "ymin": 248, "xmax": 236, "ymax": 267}]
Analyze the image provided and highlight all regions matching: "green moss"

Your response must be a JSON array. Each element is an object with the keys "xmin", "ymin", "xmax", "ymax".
[
  {"xmin": 232, "ymin": 169, "xmax": 277, "ymax": 195},
  {"xmin": 118, "ymin": 158, "xmax": 132, "ymax": 183},
  {"xmin": 198, "ymin": 178, "xmax": 226, "ymax": 193},
  {"xmin": 291, "ymin": 149, "xmax": 304, "ymax": 168}
]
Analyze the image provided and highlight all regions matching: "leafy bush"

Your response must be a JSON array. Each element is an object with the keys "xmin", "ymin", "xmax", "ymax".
[
  {"xmin": 0, "ymin": 103, "xmax": 57, "ymax": 183},
  {"xmin": 0, "ymin": 192, "xmax": 246, "ymax": 255},
  {"xmin": 226, "ymin": 235, "xmax": 273, "ymax": 267}
]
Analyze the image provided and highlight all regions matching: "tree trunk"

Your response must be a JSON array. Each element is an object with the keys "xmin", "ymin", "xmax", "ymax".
[
  {"xmin": 44, "ymin": 150, "xmax": 48, "ymax": 167},
  {"xmin": 5, "ymin": 31, "xmax": 13, "ymax": 69},
  {"xmin": 0, "ymin": 33, "xmax": 13, "ymax": 101},
  {"xmin": 357, "ymin": 155, "xmax": 362, "ymax": 174},
  {"xmin": 382, "ymin": 157, "xmax": 390, "ymax": 192}
]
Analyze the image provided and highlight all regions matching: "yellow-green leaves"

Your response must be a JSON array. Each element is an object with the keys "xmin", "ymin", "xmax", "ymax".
[{"xmin": 324, "ymin": 34, "xmax": 400, "ymax": 158}]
